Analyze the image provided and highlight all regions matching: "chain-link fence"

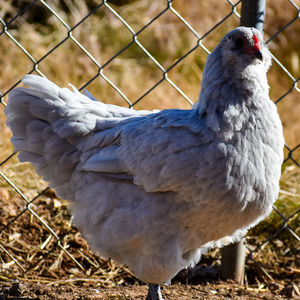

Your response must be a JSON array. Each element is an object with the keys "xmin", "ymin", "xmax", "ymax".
[{"xmin": 0, "ymin": 0, "xmax": 299, "ymax": 294}]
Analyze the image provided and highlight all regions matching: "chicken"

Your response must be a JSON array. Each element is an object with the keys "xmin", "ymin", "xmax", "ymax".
[{"xmin": 5, "ymin": 27, "xmax": 284, "ymax": 300}]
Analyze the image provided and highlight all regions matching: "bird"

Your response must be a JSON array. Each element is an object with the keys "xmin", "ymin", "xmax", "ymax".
[{"xmin": 5, "ymin": 27, "xmax": 284, "ymax": 300}]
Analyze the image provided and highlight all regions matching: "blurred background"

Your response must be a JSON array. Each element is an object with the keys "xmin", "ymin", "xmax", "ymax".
[{"xmin": 0, "ymin": 0, "xmax": 299, "ymax": 298}]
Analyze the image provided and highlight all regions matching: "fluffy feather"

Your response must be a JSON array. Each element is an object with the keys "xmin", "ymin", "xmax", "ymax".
[{"xmin": 5, "ymin": 27, "xmax": 284, "ymax": 284}]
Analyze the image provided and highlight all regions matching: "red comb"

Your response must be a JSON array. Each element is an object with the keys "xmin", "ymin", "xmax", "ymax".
[{"xmin": 253, "ymin": 34, "xmax": 261, "ymax": 51}]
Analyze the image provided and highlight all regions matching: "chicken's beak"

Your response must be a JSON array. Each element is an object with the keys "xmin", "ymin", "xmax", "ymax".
[{"xmin": 253, "ymin": 50, "xmax": 263, "ymax": 61}]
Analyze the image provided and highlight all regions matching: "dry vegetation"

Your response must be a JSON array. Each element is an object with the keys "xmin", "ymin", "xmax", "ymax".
[{"xmin": 0, "ymin": 0, "xmax": 299, "ymax": 299}]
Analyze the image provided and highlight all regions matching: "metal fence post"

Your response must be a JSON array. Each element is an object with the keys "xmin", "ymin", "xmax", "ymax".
[
  {"xmin": 240, "ymin": 0, "xmax": 266, "ymax": 32},
  {"xmin": 220, "ymin": 0, "xmax": 266, "ymax": 283},
  {"xmin": 220, "ymin": 239, "xmax": 246, "ymax": 283}
]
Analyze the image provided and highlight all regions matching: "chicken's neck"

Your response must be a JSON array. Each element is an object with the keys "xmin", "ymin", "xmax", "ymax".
[{"xmin": 194, "ymin": 53, "xmax": 270, "ymax": 135}]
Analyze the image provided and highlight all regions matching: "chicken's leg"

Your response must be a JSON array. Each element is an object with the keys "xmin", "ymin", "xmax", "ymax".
[{"xmin": 146, "ymin": 284, "xmax": 164, "ymax": 300}]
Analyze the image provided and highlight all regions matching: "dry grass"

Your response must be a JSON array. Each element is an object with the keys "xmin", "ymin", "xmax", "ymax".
[{"xmin": 0, "ymin": 0, "xmax": 299, "ymax": 292}]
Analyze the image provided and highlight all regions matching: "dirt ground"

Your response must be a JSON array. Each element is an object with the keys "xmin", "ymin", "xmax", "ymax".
[
  {"xmin": 1, "ymin": 280, "xmax": 300, "ymax": 300},
  {"xmin": 0, "ymin": 186, "xmax": 299, "ymax": 300}
]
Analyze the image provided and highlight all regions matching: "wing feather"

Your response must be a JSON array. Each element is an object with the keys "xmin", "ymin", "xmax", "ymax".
[{"xmin": 78, "ymin": 109, "xmax": 211, "ymax": 193}]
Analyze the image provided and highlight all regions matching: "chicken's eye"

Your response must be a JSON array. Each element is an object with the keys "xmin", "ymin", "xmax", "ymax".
[{"xmin": 235, "ymin": 38, "xmax": 244, "ymax": 49}]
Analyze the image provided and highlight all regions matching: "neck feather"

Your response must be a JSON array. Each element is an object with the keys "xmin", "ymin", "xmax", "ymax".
[{"xmin": 194, "ymin": 48, "xmax": 269, "ymax": 133}]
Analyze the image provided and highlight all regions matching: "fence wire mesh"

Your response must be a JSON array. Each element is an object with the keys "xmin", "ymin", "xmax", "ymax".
[{"xmin": 0, "ymin": 0, "xmax": 299, "ymax": 291}]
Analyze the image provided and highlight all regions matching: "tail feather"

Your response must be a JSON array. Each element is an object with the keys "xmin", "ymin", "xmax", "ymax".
[
  {"xmin": 22, "ymin": 75, "xmax": 60, "ymax": 97},
  {"xmin": 5, "ymin": 75, "xmax": 90, "ymax": 199}
]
